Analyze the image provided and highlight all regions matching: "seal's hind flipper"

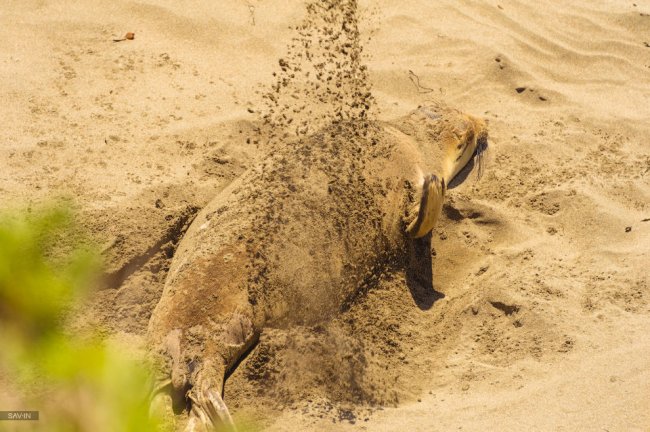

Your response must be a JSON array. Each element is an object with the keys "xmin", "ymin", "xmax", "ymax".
[
  {"xmin": 185, "ymin": 360, "xmax": 236, "ymax": 432},
  {"xmin": 406, "ymin": 174, "xmax": 446, "ymax": 238}
]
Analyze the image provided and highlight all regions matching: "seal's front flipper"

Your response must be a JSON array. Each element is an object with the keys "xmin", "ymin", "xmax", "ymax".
[{"xmin": 406, "ymin": 174, "xmax": 446, "ymax": 238}]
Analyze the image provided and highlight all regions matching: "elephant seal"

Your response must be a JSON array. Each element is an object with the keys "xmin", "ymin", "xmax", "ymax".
[{"xmin": 147, "ymin": 103, "xmax": 488, "ymax": 431}]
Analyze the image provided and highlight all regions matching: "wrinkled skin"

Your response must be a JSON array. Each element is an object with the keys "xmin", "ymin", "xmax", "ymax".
[{"xmin": 147, "ymin": 104, "xmax": 488, "ymax": 431}]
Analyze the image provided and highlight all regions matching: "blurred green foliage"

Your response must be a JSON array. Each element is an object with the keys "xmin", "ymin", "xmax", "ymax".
[{"xmin": 0, "ymin": 206, "xmax": 160, "ymax": 431}]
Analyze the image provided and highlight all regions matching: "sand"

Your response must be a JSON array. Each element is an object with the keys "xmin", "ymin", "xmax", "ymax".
[{"xmin": 1, "ymin": 0, "xmax": 649, "ymax": 431}]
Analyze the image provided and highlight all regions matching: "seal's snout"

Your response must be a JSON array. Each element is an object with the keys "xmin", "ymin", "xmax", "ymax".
[
  {"xmin": 474, "ymin": 133, "xmax": 489, "ymax": 180},
  {"xmin": 477, "ymin": 134, "xmax": 488, "ymax": 152}
]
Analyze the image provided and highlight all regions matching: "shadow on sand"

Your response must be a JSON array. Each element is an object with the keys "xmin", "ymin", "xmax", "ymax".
[{"xmin": 405, "ymin": 232, "xmax": 445, "ymax": 310}]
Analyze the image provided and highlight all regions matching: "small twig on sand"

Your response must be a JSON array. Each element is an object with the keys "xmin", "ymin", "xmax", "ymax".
[
  {"xmin": 408, "ymin": 70, "xmax": 434, "ymax": 94},
  {"xmin": 244, "ymin": 1, "xmax": 256, "ymax": 26}
]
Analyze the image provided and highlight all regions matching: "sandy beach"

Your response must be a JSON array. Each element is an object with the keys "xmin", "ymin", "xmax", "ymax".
[{"xmin": 1, "ymin": 0, "xmax": 649, "ymax": 430}]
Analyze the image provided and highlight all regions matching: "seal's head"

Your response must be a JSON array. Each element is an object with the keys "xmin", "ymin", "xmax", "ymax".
[
  {"xmin": 403, "ymin": 104, "xmax": 489, "ymax": 238},
  {"xmin": 442, "ymin": 113, "xmax": 488, "ymax": 188},
  {"xmin": 415, "ymin": 104, "xmax": 488, "ymax": 188}
]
